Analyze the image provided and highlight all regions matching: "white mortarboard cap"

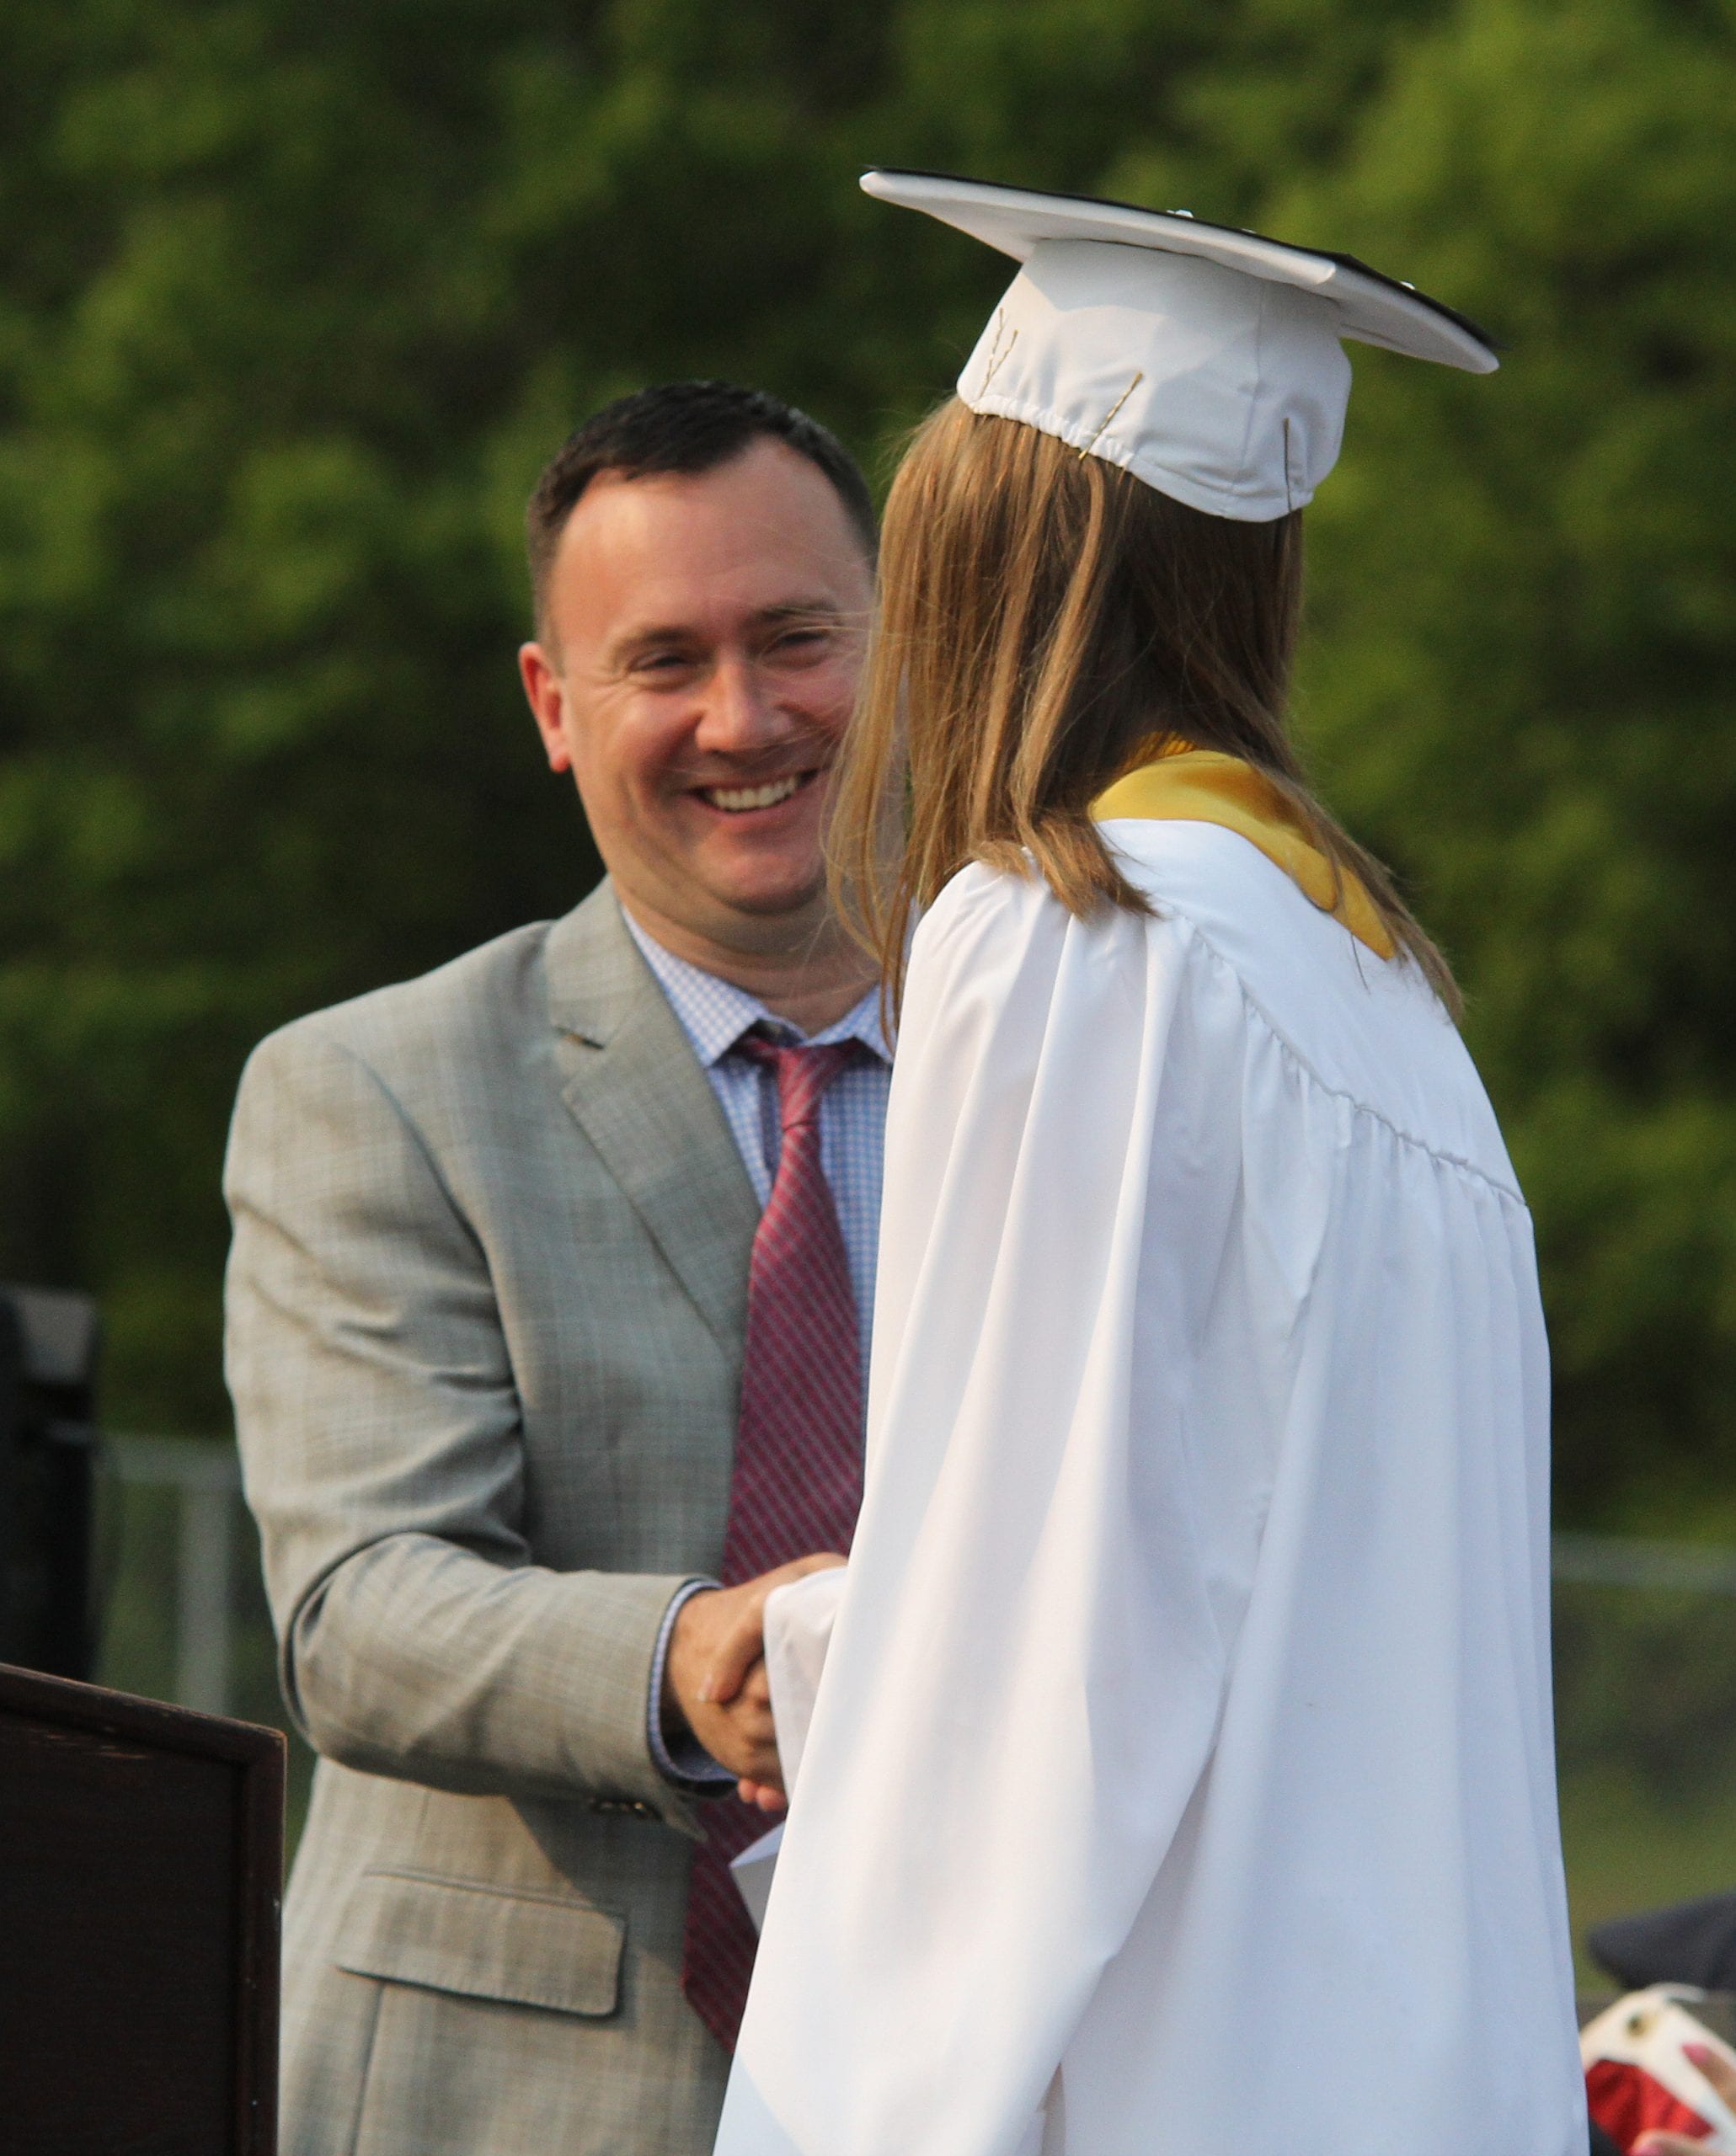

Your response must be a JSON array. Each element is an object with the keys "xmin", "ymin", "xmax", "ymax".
[{"xmin": 862, "ymin": 168, "xmax": 1498, "ymax": 523}]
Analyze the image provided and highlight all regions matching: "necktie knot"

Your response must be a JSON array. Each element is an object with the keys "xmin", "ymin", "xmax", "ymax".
[{"xmin": 732, "ymin": 1032, "xmax": 862, "ymax": 1135}]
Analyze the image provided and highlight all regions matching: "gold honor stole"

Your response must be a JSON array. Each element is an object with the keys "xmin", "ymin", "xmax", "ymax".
[{"xmin": 1092, "ymin": 746, "xmax": 1396, "ymax": 961}]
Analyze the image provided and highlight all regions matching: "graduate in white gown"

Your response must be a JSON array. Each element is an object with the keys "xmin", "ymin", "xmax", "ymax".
[{"xmin": 713, "ymin": 172, "xmax": 1585, "ymax": 2156}]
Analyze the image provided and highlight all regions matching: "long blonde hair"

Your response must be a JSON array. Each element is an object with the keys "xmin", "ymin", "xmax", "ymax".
[{"xmin": 828, "ymin": 398, "xmax": 1457, "ymax": 1018}]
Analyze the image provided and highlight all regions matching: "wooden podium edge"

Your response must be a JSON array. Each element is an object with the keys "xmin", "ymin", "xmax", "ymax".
[{"xmin": 0, "ymin": 1661, "xmax": 286, "ymax": 2156}]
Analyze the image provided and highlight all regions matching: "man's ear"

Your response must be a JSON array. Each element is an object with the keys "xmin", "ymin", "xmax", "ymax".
[{"xmin": 519, "ymin": 642, "xmax": 573, "ymax": 773}]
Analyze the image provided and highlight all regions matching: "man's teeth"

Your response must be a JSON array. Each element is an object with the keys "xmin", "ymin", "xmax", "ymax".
[{"xmin": 704, "ymin": 775, "xmax": 804, "ymax": 813}]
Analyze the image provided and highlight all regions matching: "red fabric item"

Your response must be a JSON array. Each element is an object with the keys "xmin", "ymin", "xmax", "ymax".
[
  {"xmin": 1587, "ymin": 2057, "xmax": 1717, "ymax": 2151},
  {"xmin": 681, "ymin": 1036, "xmax": 865, "ymax": 2053}
]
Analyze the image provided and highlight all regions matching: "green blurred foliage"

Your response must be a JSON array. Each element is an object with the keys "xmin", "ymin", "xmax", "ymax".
[
  {"xmin": 1288, "ymin": 0, "xmax": 1736, "ymax": 1523},
  {"xmin": 0, "ymin": 0, "xmax": 1731, "ymax": 1522}
]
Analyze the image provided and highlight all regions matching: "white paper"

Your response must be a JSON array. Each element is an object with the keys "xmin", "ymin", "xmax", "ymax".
[{"xmin": 729, "ymin": 1822, "xmax": 785, "ymax": 1935}]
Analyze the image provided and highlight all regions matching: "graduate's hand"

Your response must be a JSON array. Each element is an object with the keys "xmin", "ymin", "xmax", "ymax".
[
  {"xmin": 702, "ymin": 1551, "xmax": 847, "ymax": 1715},
  {"xmin": 663, "ymin": 1555, "xmax": 844, "ymax": 1795},
  {"xmin": 707, "ymin": 1552, "xmax": 848, "ymax": 1812},
  {"xmin": 1633, "ymin": 2040, "xmax": 1736, "ymax": 2154}
]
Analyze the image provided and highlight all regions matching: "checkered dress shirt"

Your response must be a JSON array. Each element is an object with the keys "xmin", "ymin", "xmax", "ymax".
[{"xmin": 621, "ymin": 908, "xmax": 890, "ymax": 1365}]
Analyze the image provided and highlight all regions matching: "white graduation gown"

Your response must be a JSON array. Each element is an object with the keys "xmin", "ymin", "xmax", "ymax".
[{"xmin": 714, "ymin": 818, "xmax": 1584, "ymax": 2156}]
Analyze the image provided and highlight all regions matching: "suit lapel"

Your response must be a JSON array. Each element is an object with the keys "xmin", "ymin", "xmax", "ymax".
[{"xmin": 545, "ymin": 884, "xmax": 759, "ymax": 1353}]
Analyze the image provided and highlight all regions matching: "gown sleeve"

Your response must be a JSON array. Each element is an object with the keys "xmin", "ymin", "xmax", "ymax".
[{"xmin": 715, "ymin": 861, "xmax": 1257, "ymax": 2156}]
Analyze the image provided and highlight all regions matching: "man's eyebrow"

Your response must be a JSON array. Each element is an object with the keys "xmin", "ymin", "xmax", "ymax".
[
  {"xmin": 606, "ymin": 599, "xmax": 854, "ymax": 664},
  {"xmin": 753, "ymin": 598, "xmax": 851, "ymax": 627},
  {"xmin": 608, "ymin": 622, "xmax": 702, "ymax": 659}
]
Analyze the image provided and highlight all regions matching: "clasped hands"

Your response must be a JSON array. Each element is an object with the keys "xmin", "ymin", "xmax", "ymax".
[{"xmin": 662, "ymin": 1553, "xmax": 846, "ymax": 1813}]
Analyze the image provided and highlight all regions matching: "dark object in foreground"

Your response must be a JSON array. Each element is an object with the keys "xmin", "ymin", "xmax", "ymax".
[
  {"xmin": 1591, "ymin": 1892, "xmax": 1736, "ymax": 1995},
  {"xmin": 0, "ymin": 1283, "xmax": 100, "ymax": 1679},
  {"xmin": 0, "ymin": 1661, "xmax": 284, "ymax": 2155},
  {"xmin": 1589, "ymin": 2123, "xmax": 1626, "ymax": 2155}
]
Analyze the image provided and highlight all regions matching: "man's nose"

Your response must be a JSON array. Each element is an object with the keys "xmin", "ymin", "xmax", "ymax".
[{"xmin": 694, "ymin": 654, "xmax": 787, "ymax": 751}]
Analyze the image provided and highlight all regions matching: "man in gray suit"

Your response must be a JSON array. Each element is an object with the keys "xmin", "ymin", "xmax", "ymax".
[{"xmin": 224, "ymin": 382, "xmax": 884, "ymax": 2156}]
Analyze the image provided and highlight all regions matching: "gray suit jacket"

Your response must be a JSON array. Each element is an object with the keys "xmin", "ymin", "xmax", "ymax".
[{"xmin": 224, "ymin": 883, "xmax": 761, "ymax": 2156}]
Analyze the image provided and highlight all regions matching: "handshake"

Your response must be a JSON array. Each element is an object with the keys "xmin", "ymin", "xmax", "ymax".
[{"xmin": 661, "ymin": 1553, "xmax": 847, "ymax": 1812}]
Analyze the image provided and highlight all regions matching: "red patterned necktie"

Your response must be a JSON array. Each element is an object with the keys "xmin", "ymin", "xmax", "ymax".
[{"xmin": 681, "ymin": 1033, "xmax": 866, "ymax": 2052}]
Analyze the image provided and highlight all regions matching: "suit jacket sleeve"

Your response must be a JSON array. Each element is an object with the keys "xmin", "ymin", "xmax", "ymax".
[{"xmin": 224, "ymin": 1015, "xmax": 697, "ymax": 1817}]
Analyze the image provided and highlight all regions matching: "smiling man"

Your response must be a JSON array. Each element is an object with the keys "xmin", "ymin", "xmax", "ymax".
[
  {"xmin": 520, "ymin": 398, "xmax": 877, "ymax": 1030},
  {"xmin": 223, "ymin": 384, "xmax": 884, "ymax": 2156}
]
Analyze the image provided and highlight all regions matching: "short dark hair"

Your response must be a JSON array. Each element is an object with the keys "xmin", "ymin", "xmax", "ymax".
[{"xmin": 526, "ymin": 380, "xmax": 878, "ymax": 633}]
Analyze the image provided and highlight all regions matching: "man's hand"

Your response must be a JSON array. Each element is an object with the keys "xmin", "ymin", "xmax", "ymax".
[
  {"xmin": 1633, "ymin": 2039, "xmax": 1736, "ymax": 2154},
  {"xmin": 662, "ymin": 1554, "xmax": 845, "ymax": 1808}
]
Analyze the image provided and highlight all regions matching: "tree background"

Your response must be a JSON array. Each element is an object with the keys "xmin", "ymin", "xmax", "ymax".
[{"xmin": 2, "ymin": 0, "xmax": 1733, "ymax": 1531}]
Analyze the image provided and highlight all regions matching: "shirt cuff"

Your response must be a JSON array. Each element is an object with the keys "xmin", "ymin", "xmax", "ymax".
[{"xmin": 647, "ymin": 1577, "xmax": 737, "ymax": 1792}]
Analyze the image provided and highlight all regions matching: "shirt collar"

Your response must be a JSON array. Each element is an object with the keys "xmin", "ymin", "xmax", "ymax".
[{"xmin": 620, "ymin": 903, "xmax": 889, "ymax": 1068}]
